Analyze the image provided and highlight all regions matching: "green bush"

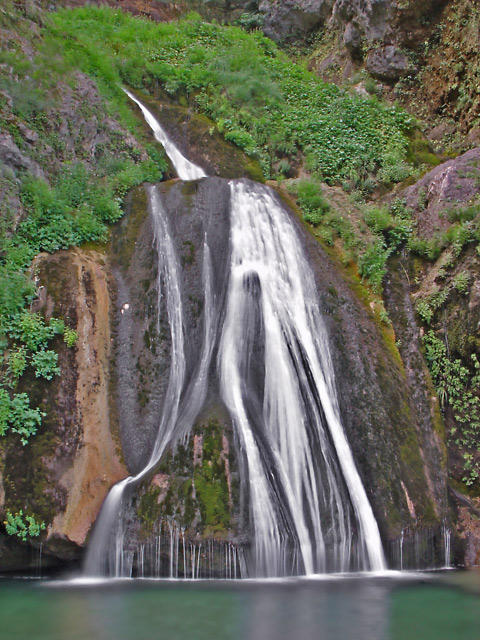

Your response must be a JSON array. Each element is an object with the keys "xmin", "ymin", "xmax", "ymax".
[
  {"xmin": 363, "ymin": 207, "xmax": 394, "ymax": 234},
  {"xmin": 452, "ymin": 271, "xmax": 470, "ymax": 294},
  {"xmin": 0, "ymin": 389, "xmax": 45, "ymax": 445},
  {"xmin": 423, "ymin": 330, "xmax": 480, "ymax": 486},
  {"xmin": 7, "ymin": 312, "xmax": 64, "ymax": 353},
  {"xmin": 31, "ymin": 349, "xmax": 60, "ymax": 380},
  {"xmin": 4, "ymin": 510, "xmax": 46, "ymax": 541},
  {"xmin": 64, "ymin": 327, "xmax": 78, "ymax": 348},
  {"xmin": 296, "ymin": 180, "xmax": 330, "ymax": 214},
  {"xmin": 446, "ymin": 203, "xmax": 479, "ymax": 223},
  {"xmin": 358, "ymin": 239, "xmax": 391, "ymax": 294}
]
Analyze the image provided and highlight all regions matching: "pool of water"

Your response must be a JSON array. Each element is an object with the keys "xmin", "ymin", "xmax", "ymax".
[{"xmin": 1, "ymin": 571, "xmax": 479, "ymax": 640}]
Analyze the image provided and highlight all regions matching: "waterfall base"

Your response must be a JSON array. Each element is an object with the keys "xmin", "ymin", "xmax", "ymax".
[{"xmin": 387, "ymin": 524, "xmax": 453, "ymax": 570}]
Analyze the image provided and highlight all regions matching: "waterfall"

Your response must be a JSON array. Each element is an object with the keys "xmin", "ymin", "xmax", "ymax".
[
  {"xmin": 84, "ymin": 185, "xmax": 214, "ymax": 576},
  {"xmin": 122, "ymin": 89, "xmax": 207, "ymax": 180},
  {"xmin": 443, "ymin": 525, "xmax": 451, "ymax": 569},
  {"xmin": 84, "ymin": 91, "xmax": 386, "ymax": 578},
  {"xmin": 219, "ymin": 181, "xmax": 385, "ymax": 575}
]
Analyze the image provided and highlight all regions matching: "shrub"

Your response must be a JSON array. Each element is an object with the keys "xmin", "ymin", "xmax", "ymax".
[
  {"xmin": 358, "ymin": 239, "xmax": 391, "ymax": 293},
  {"xmin": 363, "ymin": 207, "xmax": 394, "ymax": 234},
  {"xmin": 64, "ymin": 327, "xmax": 78, "ymax": 348},
  {"xmin": 7, "ymin": 312, "xmax": 64, "ymax": 352},
  {"xmin": 452, "ymin": 271, "xmax": 470, "ymax": 294},
  {"xmin": 296, "ymin": 180, "xmax": 330, "ymax": 214},
  {"xmin": 4, "ymin": 510, "xmax": 46, "ymax": 541},
  {"xmin": 31, "ymin": 349, "xmax": 61, "ymax": 380},
  {"xmin": 423, "ymin": 330, "xmax": 480, "ymax": 486},
  {"xmin": 0, "ymin": 389, "xmax": 45, "ymax": 445}
]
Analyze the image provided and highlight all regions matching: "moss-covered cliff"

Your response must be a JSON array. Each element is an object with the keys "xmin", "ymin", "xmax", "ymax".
[{"xmin": 1, "ymin": 0, "xmax": 479, "ymax": 572}]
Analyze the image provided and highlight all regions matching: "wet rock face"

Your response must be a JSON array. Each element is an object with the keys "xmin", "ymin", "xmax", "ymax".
[
  {"xmin": 111, "ymin": 178, "xmax": 245, "ymax": 546},
  {"xmin": 289, "ymin": 205, "xmax": 449, "ymax": 542},
  {"xmin": 113, "ymin": 175, "xmax": 449, "ymax": 552},
  {"xmin": 112, "ymin": 178, "xmax": 232, "ymax": 473},
  {"xmin": 403, "ymin": 147, "xmax": 480, "ymax": 240}
]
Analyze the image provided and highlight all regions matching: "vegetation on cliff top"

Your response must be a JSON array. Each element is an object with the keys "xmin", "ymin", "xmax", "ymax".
[{"xmin": 49, "ymin": 6, "xmax": 414, "ymax": 183}]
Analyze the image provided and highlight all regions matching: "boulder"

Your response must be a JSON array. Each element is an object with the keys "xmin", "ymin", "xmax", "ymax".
[
  {"xmin": 366, "ymin": 44, "xmax": 409, "ymax": 81},
  {"xmin": 259, "ymin": 0, "xmax": 335, "ymax": 41}
]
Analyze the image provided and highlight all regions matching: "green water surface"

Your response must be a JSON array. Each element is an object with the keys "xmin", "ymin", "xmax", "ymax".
[{"xmin": 0, "ymin": 572, "xmax": 478, "ymax": 640}]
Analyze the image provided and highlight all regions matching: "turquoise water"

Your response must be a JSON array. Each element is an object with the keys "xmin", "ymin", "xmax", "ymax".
[{"xmin": 0, "ymin": 572, "xmax": 479, "ymax": 640}]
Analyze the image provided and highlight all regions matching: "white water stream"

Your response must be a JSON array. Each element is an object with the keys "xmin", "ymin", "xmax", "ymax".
[
  {"xmin": 219, "ymin": 181, "xmax": 385, "ymax": 575},
  {"xmin": 84, "ymin": 90, "xmax": 386, "ymax": 577},
  {"xmin": 123, "ymin": 89, "xmax": 207, "ymax": 181}
]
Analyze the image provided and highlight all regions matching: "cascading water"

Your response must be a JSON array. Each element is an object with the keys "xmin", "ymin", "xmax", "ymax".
[
  {"xmin": 84, "ymin": 90, "xmax": 386, "ymax": 578},
  {"xmin": 219, "ymin": 181, "xmax": 385, "ymax": 575},
  {"xmin": 84, "ymin": 93, "xmax": 211, "ymax": 577},
  {"xmin": 122, "ymin": 89, "xmax": 207, "ymax": 181}
]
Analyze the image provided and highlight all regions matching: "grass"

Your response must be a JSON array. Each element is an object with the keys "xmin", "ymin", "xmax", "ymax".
[{"xmin": 48, "ymin": 6, "xmax": 414, "ymax": 183}]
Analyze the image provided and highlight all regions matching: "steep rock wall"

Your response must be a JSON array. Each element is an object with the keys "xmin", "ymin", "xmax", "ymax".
[
  {"xmin": 0, "ymin": 249, "xmax": 126, "ymax": 572},
  {"xmin": 109, "ymin": 175, "xmax": 450, "ymax": 565}
]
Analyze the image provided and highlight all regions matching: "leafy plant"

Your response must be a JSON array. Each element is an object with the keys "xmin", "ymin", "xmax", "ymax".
[
  {"xmin": 4, "ymin": 510, "xmax": 46, "ymax": 541},
  {"xmin": 64, "ymin": 327, "xmax": 78, "ymax": 348},
  {"xmin": 6, "ymin": 312, "xmax": 64, "ymax": 353},
  {"xmin": 416, "ymin": 300, "xmax": 434, "ymax": 324},
  {"xmin": 423, "ymin": 330, "xmax": 480, "ymax": 486},
  {"xmin": 49, "ymin": 6, "xmax": 413, "ymax": 182},
  {"xmin": 452, "ymin": 271, "xmax": 470, "ymax": 294},
  {"xmin": 31, "ymin": 349, "xmax": 60, "ymax": 380},
  {"xmin": 358, "ymin": 239, "xmax": 391, "ymax": 294},
  {"xmin": 0, "ymin": 389, "xmax": 45, "ymax": 445}
]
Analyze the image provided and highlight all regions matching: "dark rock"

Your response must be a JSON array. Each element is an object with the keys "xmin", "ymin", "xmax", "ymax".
[
  {"xmin": 403, "ymin": 147, "xmax": 480, "ymax": 239},
  {"xmin": 259, "ymin": 0, "xmax": 335, "ymax": 41},
  {"xmin": 17, "ymin": 122, "xmax": 38, "ymax": 144},
  {"xmin": 384, "ymin": 255, "xmax": 448, "ymax": 525},
  {"xmin": 0, "ymin": 132, "xmax": 44, "ymax": 178},
  {"xmin": 366, "ymin": 45, "xmax": 409, "ymax": 81},
  {"xmin": 333, "ymin": 0, "xmax": 392, "ymax": 43},
  {"xmin": 343, "ymin": 22, "xmax": 363, "ymax": 58}
]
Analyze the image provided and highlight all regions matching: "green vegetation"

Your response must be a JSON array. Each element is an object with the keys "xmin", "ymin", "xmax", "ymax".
[
  {"xmin": 0, "ymin": 389, "xmax": 44, "ymax": 445},
  {"xmin": 193, "ymin": 421, "xmax": 231, "ymax": 533},
  {"xmin": 289, "ymin": 181, "xmax": 414, "ymax": 294},
  {"xmin": 3, "ymin": 510, "xmax": 46, "ymax": 541},
  {"xmin": 408, "ymin": 219, "xmax": 480, "ymax": 263},
  {"xmin": 49, "ymin": 6, "xmax": 413, "ymax": 182},
  {"xmin": 424, "ymin": 331, "xmax": 480, "ymax": 486},
  {"xmin": 137, "ymin": 419, "xmax": 233, "ymax": 536},
  {"xmin": 0, "ymin": 3, "xmax": 167, "ymax": 477}
]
